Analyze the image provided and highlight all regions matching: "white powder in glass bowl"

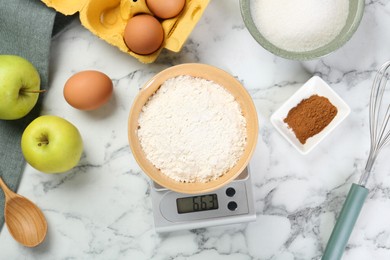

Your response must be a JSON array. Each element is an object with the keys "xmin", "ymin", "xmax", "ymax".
[
  {"xmin": 137, "ymin": 75, "xmax": 247, "ymax": 183},
  {"xmin": 251, "ymin": 0, "xmax": 349, "ymax": 52}
]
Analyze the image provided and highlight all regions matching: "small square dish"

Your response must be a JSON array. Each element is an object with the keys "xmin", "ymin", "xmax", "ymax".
[{"xmin": 270, "ymin": 76, "xmax": 351, "ymax": 155}]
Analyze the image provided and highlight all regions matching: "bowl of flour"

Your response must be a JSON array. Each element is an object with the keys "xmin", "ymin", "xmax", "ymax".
[
  {"xmin": 128, "ymin": 63, "xmax": 258, "ymax": 194},
  {"xmin": 240, "ymin": 0, "xmax": 365, "ymax": 60}
]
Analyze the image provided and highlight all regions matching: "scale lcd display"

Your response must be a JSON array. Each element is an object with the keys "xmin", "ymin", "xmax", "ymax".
[{"xmin": 176, "ymin": 194, "xmax": 218, "ymax": 214}]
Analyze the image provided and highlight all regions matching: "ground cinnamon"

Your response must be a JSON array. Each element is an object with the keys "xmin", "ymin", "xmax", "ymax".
[{"xmin": 284, "ymin": 94, "xmax": 338, "ymax": 144}]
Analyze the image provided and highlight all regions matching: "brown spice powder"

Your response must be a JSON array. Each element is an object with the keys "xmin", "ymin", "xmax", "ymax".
[{"xmin": 283, "ymin": 94, "xmax": 338, "ymax": 144}]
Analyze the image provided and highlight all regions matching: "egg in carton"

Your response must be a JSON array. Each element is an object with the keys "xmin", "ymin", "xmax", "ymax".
[{"xmin": 42, "ymin": 0, "xmax": 210, "ymax": 63}]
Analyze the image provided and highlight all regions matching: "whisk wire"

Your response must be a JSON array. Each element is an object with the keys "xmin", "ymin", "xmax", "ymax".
[
  {"xmin": 370, "ymin": 64, "xmax": 388, "ymax": 148},
  {"xmin": 376, "ymin": 105, "xmax": 390, "ymax": 151},
  {"xmin": 359, "ymin": 61, "xmax": 390, "ymax": 186}
]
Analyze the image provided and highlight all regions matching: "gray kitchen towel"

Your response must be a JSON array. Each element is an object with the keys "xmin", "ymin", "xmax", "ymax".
[{"xmin": 0, "ymin": 0, "xmax": 75, "ymax": 230}]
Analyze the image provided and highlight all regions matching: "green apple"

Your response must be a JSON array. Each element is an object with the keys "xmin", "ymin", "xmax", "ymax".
[
  {"xmin": 21, "ymin": 115, "xmax": 83, "ymax": 174},
  {"xmin": 0, "ymin": 55, "xmax": 43, "ymax": 120}
]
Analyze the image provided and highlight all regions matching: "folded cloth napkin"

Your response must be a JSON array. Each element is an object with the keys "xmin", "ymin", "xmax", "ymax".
[{"xmin": 0, "ymin": 0, "xmax": 74, "ymax": 230}]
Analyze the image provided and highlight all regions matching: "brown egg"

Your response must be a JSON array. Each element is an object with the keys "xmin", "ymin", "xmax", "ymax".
[
  {"xmin": 146, "ymin": 0, "xmax": 186, "ymax": 19},
  {"xmin": 63, "ymin": 70, "xmax": 113, "ymax": 111},
  {"xmin": 124, "ymin": 14, "xmax": 164, "ymax": 55}
]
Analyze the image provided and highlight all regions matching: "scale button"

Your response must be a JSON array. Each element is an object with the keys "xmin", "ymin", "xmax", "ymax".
[
  {"xmin": 227, "ymin": 201, "xmax": 238, "ymax": 211},
  {"xmin": 226, "ymin": 187, "xmax": 236, "ymax": 197}
]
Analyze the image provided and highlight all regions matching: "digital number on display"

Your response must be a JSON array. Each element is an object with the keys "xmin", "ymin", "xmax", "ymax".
[{"xmin": 176, "ymin": 194, "xmax": 219, "ymax": 214}]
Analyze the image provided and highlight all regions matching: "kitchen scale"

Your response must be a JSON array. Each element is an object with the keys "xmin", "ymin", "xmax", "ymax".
[{"xmin": 151, "ymin": 166, "xmax": 256, "ymax": 233}]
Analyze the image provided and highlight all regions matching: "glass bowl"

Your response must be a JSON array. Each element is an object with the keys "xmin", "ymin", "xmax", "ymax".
[{"xmin": 239, "ymin": 0, "xmax": 365, "ymax": 60}]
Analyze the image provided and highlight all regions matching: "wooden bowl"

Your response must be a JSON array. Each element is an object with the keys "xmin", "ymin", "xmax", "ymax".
[{"xmin": 128, "ymin": 63, "xmax": 258, "ymax": 194}]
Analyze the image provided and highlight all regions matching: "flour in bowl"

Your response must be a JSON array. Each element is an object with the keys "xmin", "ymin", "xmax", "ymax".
[{"xmin": 137, "ymin": 75, "xmax": 247, "ymax": 183}]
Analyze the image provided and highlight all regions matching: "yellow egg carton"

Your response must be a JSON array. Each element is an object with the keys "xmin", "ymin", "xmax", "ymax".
[{"xmin": 42, "ymin": 0, "xmax": 210, "ymax": 63}]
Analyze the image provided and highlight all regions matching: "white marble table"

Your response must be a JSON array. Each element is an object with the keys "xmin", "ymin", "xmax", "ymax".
[{"xmin": 1, "ymin": 0, "xmax": 390, "ymax": 259}]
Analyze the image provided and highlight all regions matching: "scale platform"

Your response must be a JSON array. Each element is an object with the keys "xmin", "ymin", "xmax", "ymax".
[{"xmin": 151, "ymin": 167, "xmax": 256, "ymax": 233}]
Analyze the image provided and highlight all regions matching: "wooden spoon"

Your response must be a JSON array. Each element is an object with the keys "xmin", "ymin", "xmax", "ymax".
[{"xmin": 0, "ymin": 177, "xmax": 47, "ymax": 247}]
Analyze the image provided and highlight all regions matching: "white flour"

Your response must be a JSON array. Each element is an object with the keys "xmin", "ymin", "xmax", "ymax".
[
  {"xmin": 251, "ymin": 0, "xmax": 349, "ymax": 52},
  {"xmin": 138, "ymin": 75, "xmax": 247, "ymax": 183}
]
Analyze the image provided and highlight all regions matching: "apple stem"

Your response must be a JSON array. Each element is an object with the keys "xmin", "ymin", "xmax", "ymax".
[{"xmin": 21, "ymin": 89, "xmax": 46, "ymax": 94}]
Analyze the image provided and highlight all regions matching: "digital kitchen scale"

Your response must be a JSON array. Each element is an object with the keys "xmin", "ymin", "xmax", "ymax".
[{"xmin": 151, "ymin": 167, "xmax": 256, "ymax": 233}]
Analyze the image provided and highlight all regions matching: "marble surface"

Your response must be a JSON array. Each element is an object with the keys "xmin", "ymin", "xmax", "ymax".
[{"xmin": 1, "ymin": 0, "xmax": 390, "ymax": 259}]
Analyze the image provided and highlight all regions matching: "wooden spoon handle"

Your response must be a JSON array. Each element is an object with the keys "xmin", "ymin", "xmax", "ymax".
[{"xmin": 0, "ymin": 177, "xmax": 15, "ymax": 200}]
